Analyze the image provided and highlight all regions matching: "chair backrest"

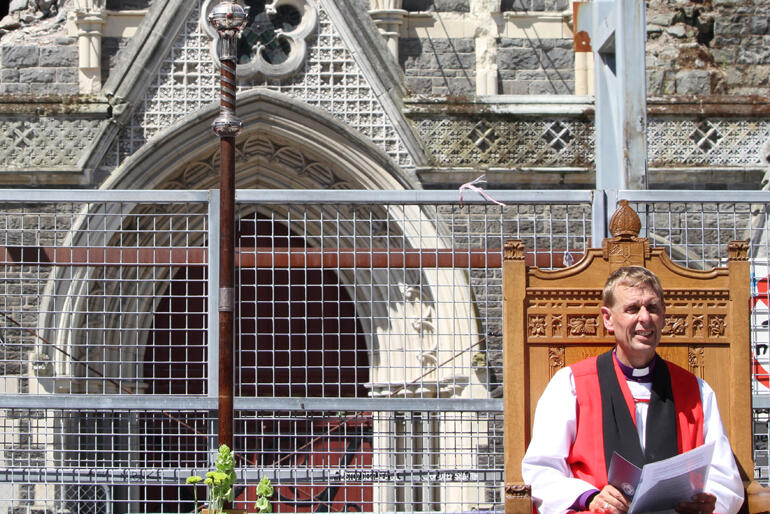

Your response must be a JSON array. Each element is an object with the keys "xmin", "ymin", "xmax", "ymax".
[{"xmin": 502, "ymin": 200, "xmax": 753, "ymax": 513}]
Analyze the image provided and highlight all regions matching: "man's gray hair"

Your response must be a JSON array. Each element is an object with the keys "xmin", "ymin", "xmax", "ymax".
[{"xmin": 602, "ymin": 266, "xmax": 664, "ymax": 307}]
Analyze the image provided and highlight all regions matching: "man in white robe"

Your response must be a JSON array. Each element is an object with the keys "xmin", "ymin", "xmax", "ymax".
[{"xmin": 521, "ymin": 267, "xmax": 744, "ymax": 514}]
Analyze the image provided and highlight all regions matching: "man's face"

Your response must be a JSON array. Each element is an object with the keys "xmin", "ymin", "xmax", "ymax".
[{"xmin": 600, "ymin": 283, "xmax": 666, "ymax": 368}]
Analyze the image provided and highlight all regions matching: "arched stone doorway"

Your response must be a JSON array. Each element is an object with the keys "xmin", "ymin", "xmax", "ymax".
[
  {"xmin": 36, "ymin": 89, "xmax": 487, "ymax": 512},
  {"xmin": 141, "ymin": 212, "xmax": 372, "ymax": 512}
]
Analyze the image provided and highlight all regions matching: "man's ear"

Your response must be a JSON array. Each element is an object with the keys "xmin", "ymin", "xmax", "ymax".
[{"xmin": 601, "ymin": 305, "xmax": 614, "ymax": 333}]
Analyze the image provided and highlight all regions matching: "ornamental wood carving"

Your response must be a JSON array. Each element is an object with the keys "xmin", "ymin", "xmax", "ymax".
[
  {"xmin": 688, "ymin": 346, "xmax": 705, "ymax": 376},
  {"xmin": 548, "ymin": 346, "xmax": 565, "ymax": 377}
]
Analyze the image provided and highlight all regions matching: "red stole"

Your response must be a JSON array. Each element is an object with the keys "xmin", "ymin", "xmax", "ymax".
[{"xmin": 567, "ymin": 355, "xmax": 704, "ymax": 488}]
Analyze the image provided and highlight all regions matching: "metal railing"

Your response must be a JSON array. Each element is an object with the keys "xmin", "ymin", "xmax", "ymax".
[{"xmin": 0, "ymin": 188, "xmax": 767, "ymax": 512}]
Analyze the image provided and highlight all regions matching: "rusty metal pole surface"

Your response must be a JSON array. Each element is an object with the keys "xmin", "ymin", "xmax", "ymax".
[{"xmin": 208, "ymin": 1, "xmax": 247, "ymax": 452}]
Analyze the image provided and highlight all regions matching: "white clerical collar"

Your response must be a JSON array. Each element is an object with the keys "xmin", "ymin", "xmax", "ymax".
[{"xmin": 613, "ymin": 350, "xmax": 656, "ymax": 383}]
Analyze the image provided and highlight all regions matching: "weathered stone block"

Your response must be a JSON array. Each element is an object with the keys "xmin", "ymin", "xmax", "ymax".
[
  {"xmin": 500, "ymin": 79, "xmax": 529, "ymax": 94},
  {"xmin": 516, "ymin": 69, "xmax": 547, "ymax": 80},
  {"xmin": 710, "ymin": 47, "xmax": 737, "ymax": 64},
  {"xmin": 107, "ymin": 0, "xmax": 151, "ymax": 7},
  {"xmin": 544, "ymin": 47, "xmax": 573, "ymax": 68},
  {"xmin": 429, "ymin": 38, "xmax": 474, "ymax": 54},
  {"xmin": 1, "ymin": 68, "xmax": 19, "ymax": 82},
  {"xmin": 675, "ymin": 69, "xmax": 711, "ymax": 94},
  {"xmin": 737, "ymin": 42, "xmax": 770, "ymax": 64},
  {"xmin": 499, "ymin": 38, "xmax": 526, "ymax": 49},
  {"xmin": 548, "ymin": 0, "xmax": 570, "ymax": 11},
  {"xmin": 405, "ymin": 76, "xmax": 433, "ymax": 94},
  {"xmin": 498, "ymin": 47, "xmax": 541, "ymax": 70},
  {"xmin": 19, "ymin": 68, "xmax": 56, "ymax": 83},
  {"xmin": 649, "ymin": 12, "xmax": 678, "ymax": 25},
  {"xmin": 666, "ymin": 24, "xmax": 690, "ymax": 38},
  {"xmin": 9, "ymin": 0, "xmax": 27, "ymax": 13},
  {"xmin": 403, "ymin": 0, "xmax": 470, "ymax": 11},
  {"xmin": 0, "ymin": 82, "xmax": 29, "ymax": 94},
  {"xmin": 39, "ymin": 46, "xmax": 77, "ymax": 67},
  {"xmin": 2, "ymin": 46, "xmax": 38, "ymax": 67},
  {"xmin": 529, "ymin": 79, "xmax": 571, "ymax": 94},
  {"xmin": 749, "ymin": 16, "xmax": 769, "ymax": 35},
  {"xmin": 745, "ymin": 64, "xmax": 770, "ymax": 86},
  {"xmin": 35, "ymin": 83, "xmax": 78, "ymax": 95},
  {"xmin": 56, "ymin": 68, "xmax": 78, "ymax": 83},
  {"xmin": 648, "ymin": 24, "xmax": 664, "ymax": 37},
  {"xmin": 403, "ymin": 52, "xmax": 439, "ymax": 69},
  {"xmin": 399, "ymin": 38, "xmax": 423, "ymax": 56}
]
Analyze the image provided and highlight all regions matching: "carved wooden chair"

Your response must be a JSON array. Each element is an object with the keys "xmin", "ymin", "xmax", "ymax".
[{"xmin": 502, "ymin": 200, "xmax": 763, "ymax": 513}]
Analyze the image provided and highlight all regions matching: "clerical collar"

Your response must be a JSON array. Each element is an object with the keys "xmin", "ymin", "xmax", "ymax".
[{"xmin": 613, "ymin": 351, "xmax": 656, "ymax": 383}]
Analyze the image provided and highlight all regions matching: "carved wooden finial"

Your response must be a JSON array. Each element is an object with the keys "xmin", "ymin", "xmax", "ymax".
[
  {"xmin": 727, "ymin": 240, "xmax": 749, "ymax": 261},
  {"xmin": 609, "ymin": 200, "xmax": 641, "ymax": 239},
  {"xmin": 504, "ymin": 240, "xmax": 526, "ymax": 261}
]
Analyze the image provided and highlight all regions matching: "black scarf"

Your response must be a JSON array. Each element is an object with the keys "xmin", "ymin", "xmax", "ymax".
[{"xmin": 596, "ymin": 350, "xmax": 679, "ymax": 472}]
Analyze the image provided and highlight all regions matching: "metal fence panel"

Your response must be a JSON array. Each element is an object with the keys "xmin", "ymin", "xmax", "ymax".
[{"xmin": 0, "ymin": 189, "xmax": 768, "ymax": 512}]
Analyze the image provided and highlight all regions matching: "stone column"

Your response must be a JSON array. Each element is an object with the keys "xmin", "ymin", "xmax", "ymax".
[
  {"xmin": 471, "ymin": 0, "xmax": 501, "ymax": 95},
  {"xmin": 573, "ymin": 0, "xmax": 594, "ymax": 95},
  {"xmin": 71, "ymin": 0, "xmax": 105, "ymax": 93},
  {"xmin": 369, "ymin": 0, "xmax": 406, "ymax": 60}
]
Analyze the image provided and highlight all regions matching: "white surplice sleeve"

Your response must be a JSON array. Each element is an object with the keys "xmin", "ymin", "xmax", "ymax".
[
  {"xmin": 521, "ymin": 366, "xmax": 595, "ymax": 514},
  {"xmin": 699, "ymin": 378, "xmax": 744, "ymax": 514}
]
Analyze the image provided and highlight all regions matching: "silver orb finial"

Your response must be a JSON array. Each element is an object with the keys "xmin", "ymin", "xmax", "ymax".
[
  {"xmin": 208, "ymin": 1, "xmax": 248, "ymax": 33},
  {"xmin": 208, "ymin": 1, "xmax": 248, "ymax": 64}
]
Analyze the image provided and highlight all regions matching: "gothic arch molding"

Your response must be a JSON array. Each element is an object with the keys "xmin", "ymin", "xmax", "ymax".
[{"xmin": 102, "ymin": 88, "xmax": 415, "ymax": 192}]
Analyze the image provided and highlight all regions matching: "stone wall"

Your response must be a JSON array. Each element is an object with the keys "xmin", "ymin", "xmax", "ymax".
[
  {"xmin": 498, "ymin": 37, "xmax": 574, "ymax": 94},
  {"xmin": 400, "ymin": 37, "xmax": 476, "ymax": 95},
  {"xmin": 0, "ymin": 42, "xmax": 77, "ymax": 95},
  {"xmin": 403, "ymin": 0, "xmax": 470, "ymax": 11},
  {"xmin": 106, "ymin": 0, "xmax": 152, "ymax": 8},
  {"xmin": 502, "ymin": 0, "xmax": 569, "ymax": 11},
  {"xmin": 647, "ymin": 0, "xmax": 770, "ymax": 95}
]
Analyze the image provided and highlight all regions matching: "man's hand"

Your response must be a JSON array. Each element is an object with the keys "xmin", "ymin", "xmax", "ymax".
[
  {"xmin": 675, "ymin": 492, "xmax": 716, "ymax": 514},
  {"xmin": 588, "ymin": 485, "xmax": 630, "ymax": 513}
]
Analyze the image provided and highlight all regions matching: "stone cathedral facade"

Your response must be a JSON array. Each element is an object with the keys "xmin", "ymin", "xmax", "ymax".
[{"xmin": 0, "ymin": 0, "xmax": 766, "ymax": 191}]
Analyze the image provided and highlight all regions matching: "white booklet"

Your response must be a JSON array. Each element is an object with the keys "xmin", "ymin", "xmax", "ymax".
[{"xmin": 607, "ymin": 441, "xmax": 715, "ymax": 514}]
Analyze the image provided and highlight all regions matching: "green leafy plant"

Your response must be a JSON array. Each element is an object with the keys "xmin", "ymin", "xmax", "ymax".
[
  {"xmin": 186, "ymin": 444, "xmax": 273, "ymax": 514},
  {"xmin": 186, "ymin": 475, "xmax": 204, "ymax": 513},
  {"xmin": 187, "ymin": 444, "xmax": 236, "ymax": 514},
  {"xmin": 254, "ymin": 476, "xmax": 274, "ymax": 513}
]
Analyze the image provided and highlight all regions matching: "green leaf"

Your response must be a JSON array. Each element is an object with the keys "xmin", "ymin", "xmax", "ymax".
[
  {"xmin": 255, "ymin": 496, "xmax": 271, "ymax": 512},
  {"xmin": 256, "ymin": 476, "xmax": 273, "ymax": 497}
]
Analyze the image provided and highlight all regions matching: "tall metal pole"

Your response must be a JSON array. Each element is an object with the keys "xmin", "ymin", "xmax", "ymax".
[{"xmin": 208, "ymin": 1, "xmax": 247, "ymax": 451}]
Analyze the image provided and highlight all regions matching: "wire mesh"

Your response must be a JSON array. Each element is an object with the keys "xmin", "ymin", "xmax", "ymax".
[
  {"xmin": 3, "ymin": 191, "xmax": 770, "ymax": 512},
  {"xmin": 233, "ymin": 201, "xmax": 592, "ymax": 401},
  {"xmin": 0, "ymin": 200, "xmax": 210, "ymax": 397}
]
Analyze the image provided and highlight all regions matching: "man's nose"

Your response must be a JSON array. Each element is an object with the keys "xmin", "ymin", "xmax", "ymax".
[{"xmin": 638, "ymin": 306, "xmax": 651, "ymax": 322}]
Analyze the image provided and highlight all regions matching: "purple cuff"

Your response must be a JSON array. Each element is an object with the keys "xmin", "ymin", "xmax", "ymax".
[{"xmin": 572, "ymin": 489, "xmax": 600, "ymax": 511}]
